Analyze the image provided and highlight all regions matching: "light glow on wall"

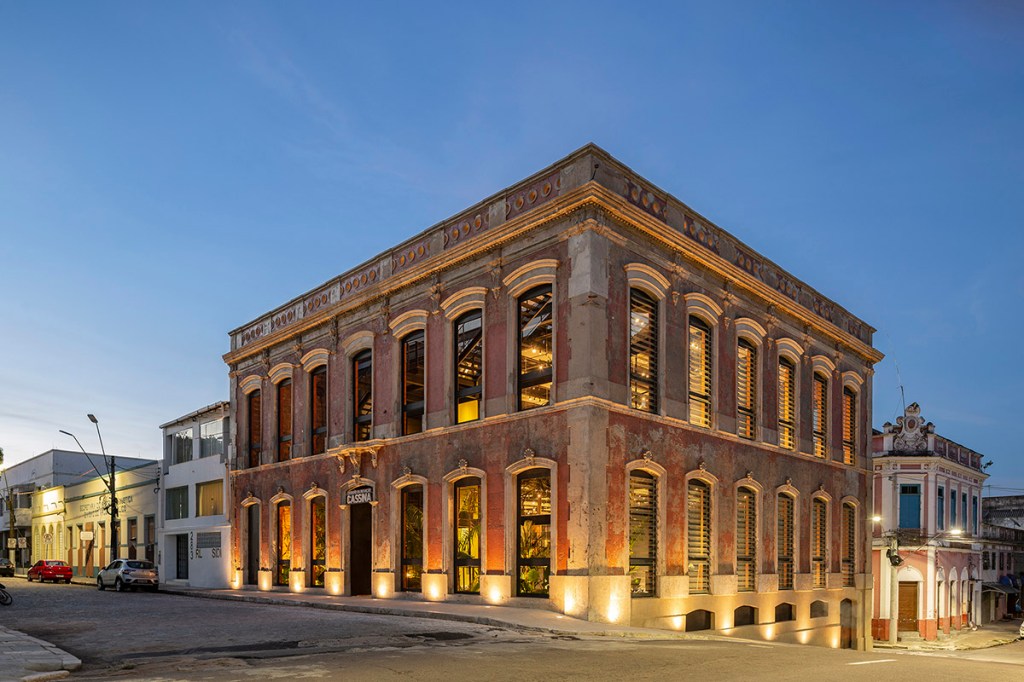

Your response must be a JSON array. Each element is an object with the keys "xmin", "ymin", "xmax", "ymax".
[
  {"xmin": 671, "ymin": 616, "xmax": 684, "ymax": 630},
  {"xmin": 258, "ymin": 570, "xmax": 272, "ymax": 591},
  {"xmin": 290, "ymin": 569, "xmax": 306, "ymax": 593},
  {"xmin": 325, "ymin": 571, "xmax": 343, "ymax": 595}
]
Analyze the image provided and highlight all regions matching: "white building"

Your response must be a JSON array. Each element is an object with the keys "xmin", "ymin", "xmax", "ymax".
[
  {"xmin": 158, "ymin": 402, "xmax": 231, "ymax": 588},
  {"xmin": 1, "ymin": 450, "xmax": 154, "ymax": 571}
]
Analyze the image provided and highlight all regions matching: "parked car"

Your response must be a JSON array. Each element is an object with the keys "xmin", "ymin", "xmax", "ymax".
[
  {"xmin": 27, "ymin": 560, "xmax": 72, "ymax": 583},
  {"xmin": 0, "ymin": 558, "xmax": 14, "ymax": 578},
  {"xmin": 97, "ymin": 559, "xmax": 158, "ymax": 592}
]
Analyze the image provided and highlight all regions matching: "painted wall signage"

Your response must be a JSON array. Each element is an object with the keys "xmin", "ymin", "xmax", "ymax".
[{"xmin": 346, "ymin": 486, "xmax": 374, "ymax": 505}]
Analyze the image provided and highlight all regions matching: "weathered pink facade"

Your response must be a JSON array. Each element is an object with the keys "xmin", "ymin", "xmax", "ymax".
[{"xmin": 224, "ymin": 144, "xmax": 882, "ymax": 648}]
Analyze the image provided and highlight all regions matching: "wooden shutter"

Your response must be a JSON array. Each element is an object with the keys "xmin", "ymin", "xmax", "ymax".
[
  {"xmin": 629, "ymin": 289, "xmax": 659, "ymax": 413},
  {"xmin": 736, "ymin": 488, "xmax": 756, "ymax": 591},
  {"xmin": 842, "ymin": 387, "xmax": 856, "ymax": 465},
  {"xmin": 688, "ymin": 317, "xmax": 712, "ymax": 428},
  {"xmin": 737, "ymin": 340, "xmax": 757, "ymax": 440},
  {"xmin": 777, "ymin": 494, "xmax": 794, "ymax": 590},
  {"xmin": 687, "ymin": 480, "xmax": 711, "ymax": 593},
  {"xmin": 812, "ymin": 373, "xmax": 828, "ymax": 458},
  {"xmin": 778, "ymin": 358, "xmax": 795, "ymax": 450}
]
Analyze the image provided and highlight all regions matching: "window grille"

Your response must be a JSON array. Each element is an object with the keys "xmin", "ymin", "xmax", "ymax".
[
  {"xmin": 454, "ymin": 478, "xmax": 481, "ymax": 593},
  {"xmin": 736, "ymin": 340, "xmax": 757, "ymax": 440},
  {"xmin": 842, "ymin": 387, "xmax": 856, "ymax": 465},
  {"xmin": 454, "ymin": 310, "xmax": 483, "ymax": 424},
  {"xmin": 310, "ymin": 496, "xmax": 326, "ymax": 587},
  {"xmin": 629, "ymin": 472, "xmax": 657, "ymax": 596},
  {"xmin": 777, "ymin": 358, "xmax": 796, "ymax": 450},
  {"xmin": 518, "ymin": 286, "xmax": 553, "ymax": 411},
  {"xmin": 629, "ymin": 289, "xmax": 659, "ymax": 413},
  {"xmin": 401, "ymin": 486, "xmax": 423, "ymax": 591},
  {"xmin": 277, "ymin": 379, "xmax": 292, "ymax": 462},
  {"xmin": 353, "ymin": 350, "xmax": 373, "ymax": 441},
  {"xmin": 517, "ymin": 470, "xmax": 551, "ymax": 596},
  {"xmin": 841, "ymin": 503, "xmax": 855, "ymax": 587},
  {"xmin": 736, "ymin": 487, "xmax": 756, "ymax": 591},
  {"xmin": 402, "ymin": 331, "xmax": 425, "ymax": 435},
  {"xmin": 811, "ymin": 498, "xmax": 827, "ymax": 588},
  {"xmin": 812, "ymin": 373, "xmax": 828, "ymax": 458},
  {"xmin": 310, "ymin": 366, "xmax": 328, "ymax": 454},
  {"xmin": 247, "ymin": 390, "xmax": 261, "ymax": 467},
  {"xmin": 777, "ymin": 494, "xmax": 794, "ymax": 590},
  {"xmin": 276, "ymin": 501, "xmax": 290, "ymax": 586},
  {"xmin": 687, "ymin": 480, "xmax": 711, "ymax": 593},
  {"xmin": 688, "ymin": 316, "xmax": 712, "ymax": 428}
]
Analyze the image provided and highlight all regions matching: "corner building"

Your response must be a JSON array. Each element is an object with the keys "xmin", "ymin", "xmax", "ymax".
[{"xmin": 225, "ymin": 144, "xmax": 883, "ymax": 648}]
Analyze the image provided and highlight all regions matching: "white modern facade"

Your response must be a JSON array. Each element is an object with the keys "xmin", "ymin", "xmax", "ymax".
[{"xmin": 158, "ymin": 402, "xmax": 231, "ymax": 588}]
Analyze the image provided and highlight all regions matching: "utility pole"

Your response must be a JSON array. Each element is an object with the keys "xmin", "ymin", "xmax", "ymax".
[
  {"xmin": 888, "ymin": 534, "xmax": 900, "ymax": 645},
  {"xmin": 89, "ymin": 415, "xmax": 117, "ymax": 561}
]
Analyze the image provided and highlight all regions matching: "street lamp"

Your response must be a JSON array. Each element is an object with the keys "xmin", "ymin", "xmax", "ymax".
[{"xmin": 60, "ymin": 415, "xmax": 118, "ymax": 564}]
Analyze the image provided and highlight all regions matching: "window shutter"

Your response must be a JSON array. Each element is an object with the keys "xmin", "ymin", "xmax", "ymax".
[{"xmin": 687, "ymin": 480, "xmax": 711, "ymax": 593}]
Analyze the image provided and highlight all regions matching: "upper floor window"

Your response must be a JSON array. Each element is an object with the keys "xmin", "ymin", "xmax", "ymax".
[
  {"xmin": 688, "ymin": 316, "xmax": 712, "ymax": 428},
  {"xmin": 310, "ymin": 366, "xmax": 327, "ymax": 455},
  {"xmin": 950, "ymin": 486, "xmax": 958, "ymax": 526},
  {"xmin": 247, "ymin": 390, "xmax": 261, "ymax": 468},
  {"xmin": 401, "ymin": 331, "xmax": 425, "ymax": 435},
  {"xmin": 778, "ymin": 357, "xmax": 796, "ymax": 450},
  {"xmin": 778, "ymin": 493, "xmax": 794, "ymax": 590},
  {"xmin": 736, "ymin": 487, "xmax": 756, "ymax": 592},
  {"xmin": 842, "ymin": 387, "xmax": 856, "ymax": 465},
  {"xmin": 812, "ymin": 373, "xmax": 828, "ymax": 458},
  {"xmin": 629, "ymin": 288, "xmax": 658, "ymax": 413},
  {"xmin": 171, "ymin": 429, "xmax": 192, "ymax": 465},
  {"xmin": 200, "ymin": 419, "xmax": 224, "ymax": 459},
  {"xmin": 628, "ymin": 471, "xmax": 657, "ymax": 597},
  {"xmin": 937, "ymin": 487, "xmax": 945, "ymax": 530},
  {"xmin": 961, "ymin": 492, "xmax": 968, "ymax": 533},
  {"xmin": 353, "ymin": 350, "xmax": 373, "ymax": 441},
  {"xmin": 454, "ymin": 310, "xmax": 483, "ymax": 423},
  {"xmin": 811, "ymin": 498, "xmax": 827, "ymax": 589},
  {"xmin": 841, "ymin": 503, "xmax": 855, "ymax": 587},
  {"xmin": 972, "ymin": 495, "xmax": 978, "ymax": 535},
  {"xmin": 196, "ymin": 480, "xmax": 223, "ymax": 517},
  {"xmin": 165, "ymin": 486, "xmax": 188, "ymax": 520},
  {"xmin": 518, "ymin": 285, "xmax": 553, "ymax": 411},
  {"xmin": 277, "ymin": 379, "xmax": 292, "ymax": 462},
  {"xmin": 899, "ymin": 484, "xmax": 921, "ymax": 529},
  {"xmin": 687, "ymin": 479, "xmax": 711, "ymax": 594},
  {"xmin": 736, "ymin": 340, "xmax": 757, "ymax": 440}
]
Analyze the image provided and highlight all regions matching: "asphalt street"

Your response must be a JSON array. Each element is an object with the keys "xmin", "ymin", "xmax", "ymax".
[{"xmin": 2, "ymin": 579, "xmax": 1023, "ymax": 681}]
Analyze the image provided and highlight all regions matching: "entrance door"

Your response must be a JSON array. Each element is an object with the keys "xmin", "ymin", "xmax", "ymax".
[
  {"xmin": 349, "ymin": 503, "xmax": 372, "ymax": 595},
  {"xmin": 839, "ymin": 598, "xmax": 855, "ymax": 649},
  {"xmin": 245, "ymin": 505, "xmax": 260, "ymax": 585},
  {"xmin": 176, "ymin": 534, "xmax": 189, "ymax": 580},
  {"xmin": 898, "ymin": 581, "xmax": 919, "ymax": 632}
]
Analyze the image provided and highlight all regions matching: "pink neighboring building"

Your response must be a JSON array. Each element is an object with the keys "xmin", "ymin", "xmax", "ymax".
[{"xmin": 871, "ymin": 403, "xmax": 987, "ymax": 641}]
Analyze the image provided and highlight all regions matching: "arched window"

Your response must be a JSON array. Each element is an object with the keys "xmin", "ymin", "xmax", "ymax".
[
  {"xmin": 777, "ymin": 357, "xmax": 796, "ymax": 450},
  {"xmin": 401, "ymin": 485, "xmax": 423, "ymax": 591},
  {"xmin": 736, "ymin": 487, "xmax": 757, "ymax": 592},
  {"xmin": 629, "ymin": 471, "xmax": 657, "ymax": 596},
  {"xmin": 518, "ymin": 285, "xmax": 553, "ymax": 411},
  {"xmin": 401, "ymin": 331, "xmax": 425, "ymax": 435},
  {"xmin": 310, "ymin": 366, "xmax": 328, "ymax": 455},
  {"xmin": 277, "ymin": 379, "xmax": 292, "ymax": 462},
  {"xmin": 777, "ymin": 493, "xmax": 794, "ymax": 590},
  {"xmin": 454, "ymin": 478, "xmax": 481, "ymax": 593},
  {"xmin": 247, "ymin": 390, "xmax": 262, "ymax": 468},
  {"xmin": 629, "ymin": 288, "xmax": 658, "ymax": 413},
  {"xmin": 687, "ymin": 479, "xmax": 711, "ymax": 594},
  {"xmin": 811, "ymin": 498, "xmax": 827, "ymax": 588},
  {"xmin": 310, "ymin": 496, "xmax": 326, "ymax": 587},
  {"xmin": 517, "ymin": 469, "xmax": 551, "ymax": 596},
  {"xmin": 812, "ymin": 373, "xmax": 829, "ymax": 458},
  {"xmin": 841, "ymin": 503, "xmax": 856, "ymax": 587},
  {"xmin": 353, "ymin": 350, "xmax": 373, "ymax": 441},
  {"xmin": 276, "ymin": 501, "xmax": 291, "ymax": 586},
  {"xmin": 736, "ymin": 339, "xmax": 757, "ymax": 439},
  {"xmin": 688, "ymin": 316, "xmax": 713, "ymax": 428},
  {"xmin": 842, "ymin": 387, "xmax": 856, "ymax": 465},
  {"xmin": 454, "ymin": 310, "xmax": 483, "ymax": 423}
]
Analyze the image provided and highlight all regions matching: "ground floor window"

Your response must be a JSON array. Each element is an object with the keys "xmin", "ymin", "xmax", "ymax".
[
  {"xmin": 310, "ymin": 497, "xmax": 326, "ymax": 588},
  {"xmin": 454, "ymin": 478, "xmax": 481, "ymax": 594},
  {"xmin": 401, "ymin": 486, "xmax": 423, "ymax": 592},
  {"xmin": 629, "ymin": 471, "xmax": 656, "ymax": 596},
  {"xmin": 276, "ymin": 501, "xmax": 291, "ymax": 586},
  {"xmin": 517, "ymin": 469, "xmax": 551, "ymax": 597}
]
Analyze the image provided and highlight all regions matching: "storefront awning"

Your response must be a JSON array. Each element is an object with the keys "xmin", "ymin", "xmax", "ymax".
[{"xmin": 982, "ymin": 582, "xmax": 1019, "ymax": 595}]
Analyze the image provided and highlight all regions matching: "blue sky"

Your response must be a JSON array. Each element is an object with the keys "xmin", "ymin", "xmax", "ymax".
[{"xmin": 1, "ymin": 2, "xmax": 1021, "ymax": 491}]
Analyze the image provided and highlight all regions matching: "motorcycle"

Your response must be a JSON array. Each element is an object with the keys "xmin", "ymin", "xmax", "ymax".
[{"xmin": 0, "ymin": 582, "xmax": 11, "ymax": 606}]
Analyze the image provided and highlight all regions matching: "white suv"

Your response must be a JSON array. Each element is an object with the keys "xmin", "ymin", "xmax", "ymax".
[{"xmin": 97, "ymin": 559, "xmax": 159, "ymax": 592}]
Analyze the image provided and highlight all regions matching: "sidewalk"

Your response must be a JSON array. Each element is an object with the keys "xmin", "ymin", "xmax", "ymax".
[
  {"xmin": 157, "ymin": 583, "xmax": 693, "ymax": 639},
  {"xmin": 0, "ymin": 624, "xmax": 80, "ymax": 682},
  {"xmin": 872, "ymin": 619, "xmax": 1023, "ymax": 652}
]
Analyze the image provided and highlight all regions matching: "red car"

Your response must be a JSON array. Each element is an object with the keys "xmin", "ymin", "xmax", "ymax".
[{"xmin": 27, "ymin": 560, "xmax": 72, "ymax": 584}]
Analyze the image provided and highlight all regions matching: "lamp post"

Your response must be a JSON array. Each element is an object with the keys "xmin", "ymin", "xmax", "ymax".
[
  {"xmin": 885, "ymin": 533, "xmax": 902, "ymax": 645},
  {"xmin": 60, "ymin": 414, "xmax": 118, "ymax": 564}
]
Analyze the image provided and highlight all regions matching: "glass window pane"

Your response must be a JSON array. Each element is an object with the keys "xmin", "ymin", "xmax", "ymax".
[
  {"xmin": 688, "ymin": 317, "xmax": 712, "ymax": 428},
  {"xmin": 311, "ymin": 367, "xmax": 328, "ymax": 454},
  {"xmin": 629, "ymin": 289, "xmax": 658, "ymax": 413},
  {"xmin": 518, "ymin": 287, "xmax": 553, "ymax": 411},
  {"xmin": 455, "ymin": 310, "xmax": 483, "ymax": 424}
]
